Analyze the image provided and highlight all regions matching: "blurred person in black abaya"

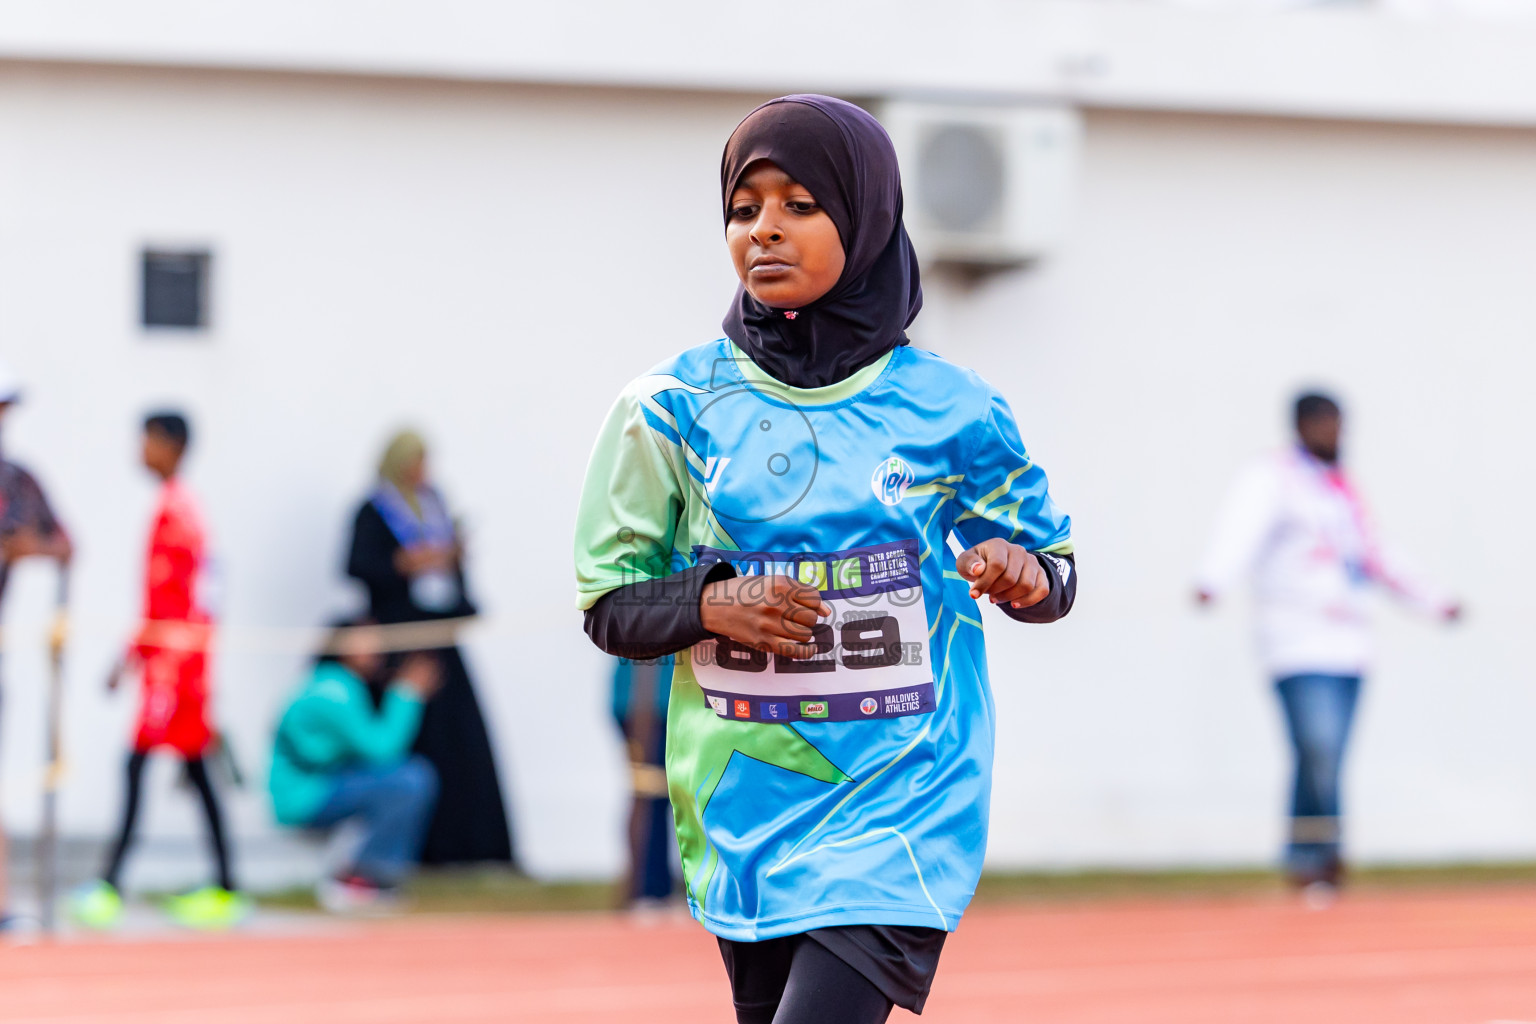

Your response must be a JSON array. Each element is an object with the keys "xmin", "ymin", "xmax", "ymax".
[{"xmin": 347, "ymin": 430, "xmax": 515, "ymax": 868}]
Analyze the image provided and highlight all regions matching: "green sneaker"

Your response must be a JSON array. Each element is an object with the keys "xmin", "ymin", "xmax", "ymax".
[
  {"xmin": 69, "ymin": 880, "xmax": 124, "ymax": 930},
  {"xmin": 164, "ymin": 886, "xmax": 251, "ymax": 930}
]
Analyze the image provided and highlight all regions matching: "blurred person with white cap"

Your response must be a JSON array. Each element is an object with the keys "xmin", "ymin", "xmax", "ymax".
[
  {"xmin": 0, "ymin": 358, "xmax": 72, "ymax": 931},
  {"xmin": 1195, "ymin": 391, "xmax": 1459, "ymax": 904}
]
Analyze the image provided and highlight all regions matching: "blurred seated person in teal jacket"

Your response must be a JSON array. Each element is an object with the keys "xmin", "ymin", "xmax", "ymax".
[{"xmin": 270, "ymin": 619, "xmax": 441, "ymax": 910}]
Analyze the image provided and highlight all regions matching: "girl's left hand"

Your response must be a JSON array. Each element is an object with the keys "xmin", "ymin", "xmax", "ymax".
[{"xmin": 957, "ymin": 538, "xmax": 1050, "ymax": 609}]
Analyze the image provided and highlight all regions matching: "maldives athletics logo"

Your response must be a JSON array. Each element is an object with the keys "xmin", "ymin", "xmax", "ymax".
[
  {"xmin": 871, "ymin": 455, "xmax": 915, "ymax": 506},
  {"xmin": 859, "ymin": 697, "xmax": 879, "ymax": 715}
]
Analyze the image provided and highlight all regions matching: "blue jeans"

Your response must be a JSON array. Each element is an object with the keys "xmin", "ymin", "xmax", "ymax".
[
  {"xmin": 309, "ymin": 756, "xmax": 438, "ymax": 886},
  {"xmin": 1275, "ymin": 674, "xmax": 1361, "ymax": 880}
]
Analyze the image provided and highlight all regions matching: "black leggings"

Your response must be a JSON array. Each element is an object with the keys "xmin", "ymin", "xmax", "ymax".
[
  {"xmin": 719, "ymin": 933, "xmax": 893, "ymax": 1024},
  {"xmin": 103, "ymin": 751, "xmax": 234, "ymax": 892}
]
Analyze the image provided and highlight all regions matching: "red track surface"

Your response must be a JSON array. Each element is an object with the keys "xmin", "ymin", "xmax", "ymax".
[{"xmin": 4, "ymin": 888, "xmax": 1536, "ymax": 1023}]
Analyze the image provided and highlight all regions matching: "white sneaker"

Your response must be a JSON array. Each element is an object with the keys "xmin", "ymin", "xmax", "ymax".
[
  {"xmin": 1302, "ymin": 880, "xmax": 1339, "ymax": 911},
  {"xmin": 316, "ymin": 875, "xmax": 400, "ymax": 916}
]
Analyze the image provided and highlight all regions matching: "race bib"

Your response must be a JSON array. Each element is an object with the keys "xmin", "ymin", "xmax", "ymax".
[{"xmin": 691, "ymin": 539, "xmax": 934, "ymax": 723}]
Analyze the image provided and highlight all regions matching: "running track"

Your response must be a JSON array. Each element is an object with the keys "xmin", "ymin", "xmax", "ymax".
[{"xmin": 3, "ymin": 888, "xmax": 1535, "ymax": 1023}]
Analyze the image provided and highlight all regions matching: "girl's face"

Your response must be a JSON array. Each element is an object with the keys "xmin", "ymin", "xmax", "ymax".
[{"xmin": 727, "ymin": 160, "xmax": 846, "ymax": 309}]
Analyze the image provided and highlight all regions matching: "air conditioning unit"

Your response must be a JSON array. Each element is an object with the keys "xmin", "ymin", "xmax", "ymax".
[{"xmin": 881, "ymin": 101, "xmax": 1081, "ymax": 267}]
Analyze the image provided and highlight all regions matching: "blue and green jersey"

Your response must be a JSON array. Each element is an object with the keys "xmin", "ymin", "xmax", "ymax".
[{"xmin": 574, "ymin": 339, "xmax": 1072, "ymax": 940}]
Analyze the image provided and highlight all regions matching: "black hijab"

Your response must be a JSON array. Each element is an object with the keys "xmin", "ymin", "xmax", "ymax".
[{"xmin": 721, "ymin": 95, "xmax": 923, "ymax": 389}]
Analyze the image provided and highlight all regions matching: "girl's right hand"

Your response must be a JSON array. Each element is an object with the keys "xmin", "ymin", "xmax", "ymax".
[{"xmin": 700, "ymin": 575, "xmax": 832, "ymax": 660}]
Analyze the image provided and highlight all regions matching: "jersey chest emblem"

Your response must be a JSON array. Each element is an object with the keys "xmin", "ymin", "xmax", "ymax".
[{"xmin": 871, "ymin": 456, "xmax": 915, "ymax": 506}]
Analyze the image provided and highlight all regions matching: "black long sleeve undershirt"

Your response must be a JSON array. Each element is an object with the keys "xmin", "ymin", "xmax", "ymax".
[
  {"xmin": 583, "ymin": 550, "xmax": 1077, "ymax": 659},
  {"xmin": 583, "ymin": 561, "xmax": 739, "ymax": 660},
  {"xmin": 997, "ymin": 551, "xmax": 1076, "ymax": 624}
]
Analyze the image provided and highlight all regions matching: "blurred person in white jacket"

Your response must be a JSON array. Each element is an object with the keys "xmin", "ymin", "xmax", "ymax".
[{"xmin": 1196, "ymin": 392, "xmax": 1460, "ymax": 895}]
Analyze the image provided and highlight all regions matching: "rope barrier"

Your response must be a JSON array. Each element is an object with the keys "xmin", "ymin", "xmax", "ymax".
[{"xmin": 0, "ymin": 614, "xmax": 576, "ymax": 658}]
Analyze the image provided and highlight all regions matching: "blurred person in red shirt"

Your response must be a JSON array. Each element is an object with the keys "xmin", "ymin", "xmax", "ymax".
[
  {"xmin": 0, "ymin": 361, "xmax": 72, "ymax": 932},
  {"xmin": 71, "ymin": 412, "xmax": 246, "ymax": 931}
]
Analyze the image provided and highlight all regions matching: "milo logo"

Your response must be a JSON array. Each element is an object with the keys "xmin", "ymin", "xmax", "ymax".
[{"xmin": 800, "ymin": 701, "xmax": 829, "ymax": 719}]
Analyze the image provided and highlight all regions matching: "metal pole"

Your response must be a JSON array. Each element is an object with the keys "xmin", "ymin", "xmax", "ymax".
[{"xmin": 38, "ymin": 568, "xmax": 68, "ymax": 936}]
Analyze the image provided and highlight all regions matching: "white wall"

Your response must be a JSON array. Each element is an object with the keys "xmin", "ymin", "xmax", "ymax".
[
  {"xmin": 0, "ymin": 64, "xmax": 1530, "ymax": 887},
  {"xmin": 925, "ymin": 110, "xmax": 1536, "ymax": 866},
  {"xmin": 0, "ymin": 63, "xmax": 769, "ymax": 887},
  {"xmin": 8, "ymin": 0, "xmax": 1536, "ymax": 127}
]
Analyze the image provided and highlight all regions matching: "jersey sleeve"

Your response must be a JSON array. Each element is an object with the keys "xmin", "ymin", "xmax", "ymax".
[
  {"xmin": 952, "ymin": 389, "xmax": 1073, "ymax": 556},
  {"xmin": 574, "ymin": 382, "xmax": 689, "ymax": 610},
  {"xmin": 286, "ymin": 671, "xmax": 424, "ymax": 768}
]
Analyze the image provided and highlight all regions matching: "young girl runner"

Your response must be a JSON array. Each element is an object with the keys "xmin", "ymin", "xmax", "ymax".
[{"xmin": 574, "ymin": 95, "xmax": 1076, "ymax": 1023}]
